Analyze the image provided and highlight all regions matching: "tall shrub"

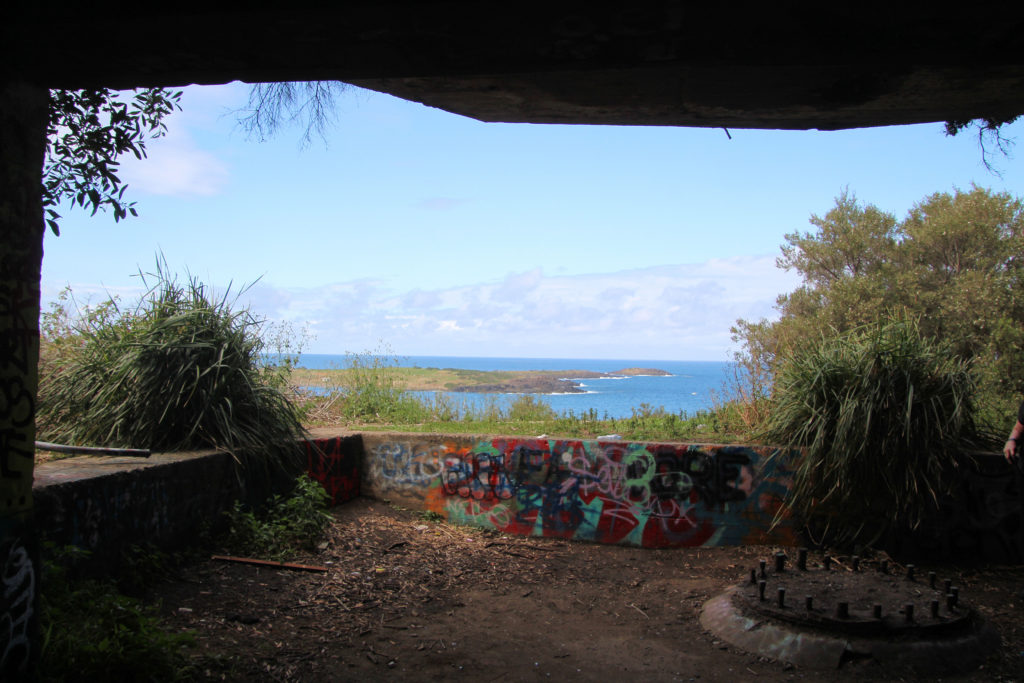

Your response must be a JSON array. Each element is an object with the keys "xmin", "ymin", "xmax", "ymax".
[
  {"xmin": 37, "ymin": 263, "xmax": 306, "ymax": 474},
  {"xmin": 761, "ymin": 316, "xmax": 985, "ymax": 547}
]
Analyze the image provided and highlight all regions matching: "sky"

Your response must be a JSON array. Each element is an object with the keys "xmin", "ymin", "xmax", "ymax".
[{"xmin": 41, "ymin": 82, "xmax": 1024, "ymax": 361}]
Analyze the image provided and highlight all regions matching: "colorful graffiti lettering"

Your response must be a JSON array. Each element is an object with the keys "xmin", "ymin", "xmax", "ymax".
[
  {"xmin": 906, "ymin": 454, "xmax": 1024, "ymax": 562},
  {"xmin": 371, "ymin": 442, "xmax": 446, "ymax": 490},
  {"xmin": 364, "ymin": 435, "xmax": 798, "ymax": 548},
  {"xmin": 305, "ymin": 437, "xmax": 361, "ymax": 506}
]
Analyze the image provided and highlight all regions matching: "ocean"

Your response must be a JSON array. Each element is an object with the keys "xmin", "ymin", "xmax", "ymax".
[{"xmin": 296, "ymin": 354, "xmax": 733, "ymax": 419}]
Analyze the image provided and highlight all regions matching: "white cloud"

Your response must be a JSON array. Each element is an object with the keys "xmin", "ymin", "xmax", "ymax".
[
  {"xmin": 120, "ymin": 124, "xmax": 228, "ymax": 197},
  {"xmin": 239, "ymin": 255, "xmax": 800, "ymax": 360}
]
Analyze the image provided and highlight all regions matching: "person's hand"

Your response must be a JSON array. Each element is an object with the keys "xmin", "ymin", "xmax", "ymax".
[{"xmin": 1004, "ymin": 439, "xmax": 1019, "ymax": 462}]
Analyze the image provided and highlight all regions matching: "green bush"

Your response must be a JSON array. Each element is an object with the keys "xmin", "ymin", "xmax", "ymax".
[
  {"xmin": 331, "ymin": 349, "xmax": 427, "ymax": 423},
  {"xmin": 224, "ymin": 474, "xmax": 332, "ymax": 560},
  {"xmin": 37, "ymin": 260, "xmax": 306, "ymax": 475},
  {"xmin": 761, "ymin": 315, "xmax": 989, "ymax": 547},
  {"xmin": 38, "ymin": 546, "xmax": 195, "ymax": 682},
  {"xmin": 506, "ymin": 394, "xmax": 557, "ymax": 422}
]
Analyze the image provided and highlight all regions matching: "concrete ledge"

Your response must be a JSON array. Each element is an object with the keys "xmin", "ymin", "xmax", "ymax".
[
  {"xmin": 701, "ymin": 588, "xmax": 1001, "ymax": 672},
  {"xmin": 31, "ymin": 431, "xmax": 365, "ymax": 571},
  {"xmin": 34, "ymin": 449, "xmax": 242, "ymax": 567}
]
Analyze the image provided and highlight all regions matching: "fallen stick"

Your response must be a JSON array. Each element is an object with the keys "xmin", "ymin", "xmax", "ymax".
[{"xmin": 211, "ymin": 555, "xmax": 328, "ymax": 572}]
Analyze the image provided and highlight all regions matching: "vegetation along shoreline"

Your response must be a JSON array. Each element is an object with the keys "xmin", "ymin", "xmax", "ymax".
[{"xmin": 288, "ymin": 366, "xmax": 671, "ymax": 395}]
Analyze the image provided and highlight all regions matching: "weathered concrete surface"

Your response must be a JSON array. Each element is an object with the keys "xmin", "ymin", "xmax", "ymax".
[
  {"xmin": 33, "ymin": 450, "xmax": 243, "ymax": 571},
  {"xmin": 0, "ymin": 81, "xmax": 47, "ymax": 677},
  {"xmin": 29, "ymin": 433, "xmax": 1024, "ymax": 577},
  {"xmin": 303, "ymin": 431, "xmax": 363, "ymax": 506},
  {"xmin": 31, "ymin": 434, "xmax": 364, "ymax": 573},
  {"xmin": 6, "ymin": 5, "xmax": 1024, "ymax": 130},
  {"xmin": 897, "ymin": 453, "xmax": 1024, "ymax": 564},
  {"xmin": 359, "ymin": 432, "xmax": 800, "ymax": 548},
  {"xmin": 701, "ymin": 586, "xmax": 1001, "ymax": 672}
]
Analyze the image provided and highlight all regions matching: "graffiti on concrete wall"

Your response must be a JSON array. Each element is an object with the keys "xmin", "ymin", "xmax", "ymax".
[
  {"xmin": 0, "ymin": 537, "xmax": 34, "ymax": 675},
  {"xmin": 0, "ymin": 225, "xmax": 40, "ymax": 517},
  {"xmin": 366, "ymin": 437, "xmax": 797, "ymax": 548},
  {"xmin": 909, "ymin": 455, "xmax": 1024, "ymax": 563},
  {"xmin": 305, "ymin": 437, "xmax": 361, "ymax": 506}
]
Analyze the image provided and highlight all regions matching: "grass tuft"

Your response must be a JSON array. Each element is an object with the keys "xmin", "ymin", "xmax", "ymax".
[
  {"xmin": 761, "ymin": 314, "xmax": 990, "ymax": 547},
  {"xmin": 37, "ymin": 258, "xmax": 306, "ymax": 479}
]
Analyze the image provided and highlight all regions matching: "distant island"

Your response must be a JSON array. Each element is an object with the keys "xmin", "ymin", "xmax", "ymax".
[
  {"xmin": 611, "ymin": 368, "xmax": 672, "ymax": 377},
  {"xmin": 289, "ymin": 366, "xmax": 671, "ymax": 394}
]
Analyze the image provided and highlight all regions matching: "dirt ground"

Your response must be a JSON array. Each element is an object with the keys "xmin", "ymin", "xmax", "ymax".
[{"xmin": 151, "ymin": 498, "xmax": 1024, "ymax": 682}]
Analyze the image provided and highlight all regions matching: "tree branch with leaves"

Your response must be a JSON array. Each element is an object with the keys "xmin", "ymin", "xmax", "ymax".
[{"xmin": 42, "ymin": 88, "xmax": 182, "ymax": 235}]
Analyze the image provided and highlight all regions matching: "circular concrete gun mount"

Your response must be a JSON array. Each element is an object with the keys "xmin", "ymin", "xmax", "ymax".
[{"xmin": 700, "ymin": 562, "xmax": 1000, "ymax": 672}]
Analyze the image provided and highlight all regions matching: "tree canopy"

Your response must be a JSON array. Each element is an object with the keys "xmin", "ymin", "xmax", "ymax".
[
  {"xmin": 733, "ymin": 185, "xmax": 1024, "ymax": 424},
  {"xmin": 43, "ymin": 88, "xmax": 182, "ymax": 235}
]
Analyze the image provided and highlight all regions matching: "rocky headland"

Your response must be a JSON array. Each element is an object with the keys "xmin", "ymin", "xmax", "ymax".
[
  {"xmin": 448, "ymin": 368, "xmax": 671, "ymax": 394},
  {"xmin": 291, "ymin": 366, "xmax": 672, "ymax": 395}
]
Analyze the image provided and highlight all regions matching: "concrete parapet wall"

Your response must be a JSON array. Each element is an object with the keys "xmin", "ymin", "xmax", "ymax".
[
  {"xmin": 33, "ymin": 450, "xmax": 242, "ymax": 567},
  {"xmin": 31, "ymin": 434, "xmax": 365, "ymax": 571},
  {"xmin": 359, "ymin": 433, "xmax": 800, "ymax": 548},
  {"xmin": 898, "ymin": 453, "xmax": 1024, "ymax": 563},
  {"xmin": 30, "ymin": 433, "xmax": 1023, "ymax": 568},
  {"xmin": 304, "ymin": 434, "xmax": 363, "ymax": 506}
]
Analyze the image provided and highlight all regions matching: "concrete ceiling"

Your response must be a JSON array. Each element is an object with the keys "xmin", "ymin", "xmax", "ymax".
[{"xmin": 6, "ymin": 2, "xmax": 1024, "ymax": 130}]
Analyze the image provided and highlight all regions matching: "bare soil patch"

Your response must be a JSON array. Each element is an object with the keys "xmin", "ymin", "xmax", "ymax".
[{"xmin": 151, "ymin": 499, "xmax": 1024, "ymax": 681}]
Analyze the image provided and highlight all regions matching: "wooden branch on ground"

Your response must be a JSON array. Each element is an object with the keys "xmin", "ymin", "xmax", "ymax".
[{"xmin": 211, "ymin": 555, "xmax": 329, "ymax": 572}]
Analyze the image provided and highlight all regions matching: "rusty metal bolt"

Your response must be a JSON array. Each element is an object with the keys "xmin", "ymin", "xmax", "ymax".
[
  {"xmin": 906, "ymin": 564, "xmax": 916, "ymax": 581},
  {"xmin": 775, "ymin": 552, "xmax": 786, "ymax": 573},
  {"xmin": 797, "ymin": 547, "xmax": 808, "ymax": 571},
  {"xmin": 778, "ymin": 587, "xmax": 786, "ymax": 608},
  {"xmin": 947, "ymin": 593, "xmax": 956, "ymax": 611},
  {"xmin": 824, "ymin": 555, "xmax": 832, "ymax": 570},
  {"xmin": 928, "ymin": 571, "xmax": 937, "ymax": 589},
  {"xmin": 851, "ymin": 555, "xmax": 860, "ymax": 571},
  {"xmin": 944, "ymin": 578, "xmax": 952, "ymax": 594},
  {"xmin": 759, "ymin": 559, "xmax": 767, "ymax": 579}
]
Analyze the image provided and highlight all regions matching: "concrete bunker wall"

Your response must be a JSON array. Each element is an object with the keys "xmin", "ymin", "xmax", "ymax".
[
  {"xmin": 358, "ymin": 433, "xmax": 799, "ymax": 548},
  {"xmin": 33, "ymin": 435, "xmax": 363, "ymax": 570},
  {"xmin": 30, "ymin": 432, "xmax": 1024, "ymax": 570}
]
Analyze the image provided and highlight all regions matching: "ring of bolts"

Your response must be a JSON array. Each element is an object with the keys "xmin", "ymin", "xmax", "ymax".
[{"xmin": 748, "ymin": 549, "xmax": 960, "ymax": 622}]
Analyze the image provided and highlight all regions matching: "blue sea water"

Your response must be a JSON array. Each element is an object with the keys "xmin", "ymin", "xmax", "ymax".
[{"xmin": 296, "ymin": 354, "xmax": 732, "ymax": 419}]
